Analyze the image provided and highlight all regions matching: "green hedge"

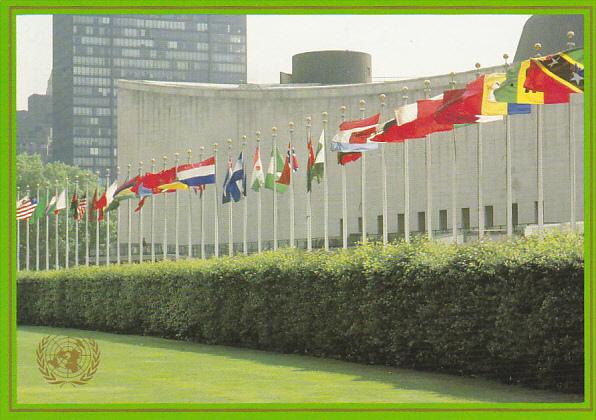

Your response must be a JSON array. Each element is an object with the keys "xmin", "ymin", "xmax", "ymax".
[{"xmin": 17, "ymin": 233, "xmax": 584, "ymax": 393}]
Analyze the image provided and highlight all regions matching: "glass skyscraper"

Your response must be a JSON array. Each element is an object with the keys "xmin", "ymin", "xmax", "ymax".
[{"xmin": 52, "ymin": 14, "xmax": 247, "ymax": 178}]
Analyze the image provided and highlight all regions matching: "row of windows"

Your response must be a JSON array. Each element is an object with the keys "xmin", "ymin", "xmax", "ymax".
[
  {"xmin": 73, "ymin": 15, "xmax": 111, "ymax": 25},
  {"xmin": 211, "ymin": 63, "xmax": 245, "ymax": 73},
  {"xmin": 73, "ymin": 96, "xmax": 111, "ymax": 106},
  {"xmin": 73, "ymin": 66, "xmax": 111, "ymax": 76},
  {"xmin": 211, "ymin": 53, "xmax": 245, "ymax": 64},
  {"xmin": 163, "ymin": 50, "xmax": 209, "ymax": 61},
  {"xmin": 211, "ymin": 34, "xmax": 245, "ymax": 44},
  {"xmin": 113, "ymin": 58, "xmax": 171, "ymax": 69},
  {"xmin": 73, "ymin": 127, "xmax": 112, "ymax": 137},
  {"xmin": 73, "ymin": 76, "xmax": 111, "ymax": 87},
  {"xmin": 73, "ymin": 136, "xmax": 112, "ymax": 147},
  {"xmin": 78, "ymin": 36, "xmax": 110, "ymax": 46},
  {"xmin": 113, "ymin": 38, "xmax": 154, "ymax": 48},
  {"xmin": 73, "ymin": 106, "xmax": 112, "ymax": 116},
  {"xmin": 113, "ymin": 17, "xmax": 186, "ymax": 30},
  {"xmin": 74, "ymin": 45, "xmax": 108, "ymax": 56},
  {"xmin": 73, "ymin": 25, "xmax": 108, "ymax": 36},
  {"xmin": 74, "ymin": 146, "xmax": 113, "ymax": 157},
  {"xmin": 73, "ymin": 55, "xmax": 106, "ymax": 66},
  {"xmin": 74, "ymin": 157, "xmax": 112, "ymax": 167},
  {"xmin": 74, "ymin": 116, "xmax": 100, "ymax": 125}
]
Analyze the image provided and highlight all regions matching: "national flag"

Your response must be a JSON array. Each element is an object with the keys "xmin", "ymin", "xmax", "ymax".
[
  {"xmin": 76, "ymin": 197, "xmax": 87, "ymax": 221},
  {"xmin": 222, "ymin": 152, "xmax": 245, "ymax": 203},
  {"xmin": 523, "ymin": 48, "xmax": 584, "ymax": 104},
  {"xmin": 482, "ymin": 73, "xmax": 531, "ymax": 115},
  {"xmin": 493, "ymin": 59, "xmax": 545, "ymax": 105},
  {"xmin": 306, "ymin": 131, "xmax": 325, "ymax": 192},
  {"xmin": 29, "ymin": 194, "xmax": 47, "ymax": 224},
  {"xmin": 277, "ymin": 143, "xmax": 294, "ymax": 185},
  {"xmin": 251, "ymin": 145, "xmax": 265, "ymax": 192},
  {"xmin": 330, "ymin": 113, "xmax": 381, "ymax": 152},
  {"xmin": 45, "ymin": 194, "xmax": 57, "ymax": 216},
  {"xmin": 113, "ymin": 176, "xmax": 139, "ymax": 201},
  {"xmin": 134, "ymin": 197, "xmax": 147, "ymax": 212},
  {"xmin": 265, "ymin": 148, "xmax": 287, "ymax": 193},
  {"xmin": 90, "ymin": 189, "xmax": 98, "ymax": 221},
  {"xmin": 54, "ymin": 190, "xmax": 67, "ymax": 215},
  {"xmin": 95, "ymin": 181, "xmax": 118, "ymax": 220},
  {"xmin": 70, "ymin": 192, "xmax": 79, "ymax": 219},
  {"xmin": 131, "ymin": 166, "xmax": 177, "ymax": 195},
  {"xmin": 16, "ymin": 197, "xmax": 38, "ymax": 221},
  {"xmin": 176, "ymin": 156, "xmax": 216, "ymax": 189}
]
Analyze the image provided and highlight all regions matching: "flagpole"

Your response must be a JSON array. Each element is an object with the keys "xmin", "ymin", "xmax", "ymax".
[
  {"xmin": 534, "ymin": 43, "xmax": 544, "ymax": 228},
  {"xmin": 242, "ymin": 136, "xmax": 248, "ymax": 255},
  {"xmin": 74, "ymin": 176, "xmax": 79, "ymax": 266},
  {"xmin": 116, "ymin": 166, "xmax": 121, "ymax": 265},
  {"xmin": 255, "ymin": 132, "xmax": 262, "ymax": 253},
  {"xmin": 449, "ymin": 73, "xmax": 458, "ymax": 244},
  {"xmin": 174, "ymin": 152, "xmax": 180, "ymax": 261},
  {"xmin": 198, "ymin": 148, "xmax": 205, "ymax": 259},
  {"xmin": 423, "ymin": 80, "xmax": 433, "ymax": 240},
  {"xmin": 138, "ymin": 161, "xmax": 144, "ymax": 263},
  {"xmin": 36, "ymin": 183, "xmax": 40, "ymax": 270},
  {"xmin": 95, "ymin": 171, "xmax": 100, "ymax": 266},
  {"xmin": 26, "ymin": 185, "xmax": 30, "ymax": 271},
  {"xmin": 45, "ymin": 184, "xmax": 50, "ymax": 270},
  {"xmin": 127, "ymin": 163, "xmax": 132, "ymax": 263},
  {"xmin": 64, "ymin": 177, "xmax": 69, "ymax": 269},
  {"xmin": 84, "ymin": 176, "xmax": 89, "ymax": 266},
  {"xmin": 213, "ymin": 143, "xmax": 219, "ymax": 257},
  {"xmin": 379, "ymin": 94, "xmax": 388, "ymax": 246},
  {"xmin": 162, "ymin": 156, "xmax": 168, "ymax": 260},
  {"xmin": 402, "ymin": 87, "xmax": 411, "ymax": 243},
  {"xmin": 306, "ymin": 116, "xmax": 313, "ymax": 251},
  {"xmin": 105, "ymin": 168, "xmax": 110, "ymax": 266},
  {"xmin": 340, "ymin": 105, "xmax": 348, "ymax": 249},
  {"xmin": 288, "ymin": 121, "xmax": 296, "ymax": 248},
  {"xmin": 321, "ymin": 112, "xmax": 329, "ymax": 251},
  {"xmin": 150, "ymin": 159, "xmax": 156, "ymax": 261},
  {"xmin": 503, "ymin": 55, "xmax": 513, "ymax": 238},
  {"xmin": 227, "ymin": 138, "xmax": 234, "ymax": 257},
  {"xmin": 474, "ymin": 63, "xmax": 484, "ymax": 240},
  {"xmin": 567, "ymin": 31, "xmax": 577, "ymax": 231},
  {"xmin": 187, "ymin": 149, "xmax": 193, "ymax": 258},
  {"xmin": 54, "ymin": 183, "xmax": 59, "ymax": 269},
  {"xmin": 17, "ymin": 186, "xmax": 20, "ymax": 272},
  {"xmin": 272, "ymin": 127, "xmax": 278, "ymax": 251},
  {"xmin": 359, "ymin": 100, "xmax": 367, "ymax": 244}
]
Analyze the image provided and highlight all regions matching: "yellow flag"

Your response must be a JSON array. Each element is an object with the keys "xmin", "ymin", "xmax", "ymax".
[
  {"xmin": 157, "ymin": 182, "xmax": 189, "ymax": 191},
  {"xmin": 481, "ymin": 73, "xmax": 508, "ymax": 116}
]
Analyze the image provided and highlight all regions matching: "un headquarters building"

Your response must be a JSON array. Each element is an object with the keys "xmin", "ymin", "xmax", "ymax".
[{"xmin": 52, "ymin": 14, "xmax": 247, "ymax": 179}]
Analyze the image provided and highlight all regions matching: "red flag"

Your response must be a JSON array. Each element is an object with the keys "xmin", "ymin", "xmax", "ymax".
[
  {"xmin": 90, "ymin": 189, "xmax": 98, "ymax": 221},
  {"xmin": 131, "ymin": 166, "xmax": 177, "ymax": 195},
  {"xmin": 338, "ymin": 152, "xmax": 362, "ymax": 165},
  {"xmin": 134, "ymin": 197, "xmax": 147, "ymax": 212},
  {"xmin": 307, "ymin": 136, "xmax": 315, "ymax": 171},
  {"xmin": 524, "ymin": 60, "xmax": 573, "ymax": 104},
  {"xmin": 410, "ymin": 98, "xmax": 454, "ymax": 137},
  {"xmin": 95, "ymin": 191, "xmax": 107, "ymax": 221},
  {"xmin": 277, "ymin": 144, "xmax": 292, "ymax": 185},
  {"xmin": 434, "ymin": 88, "xmax": 480, "ymax": 124}
]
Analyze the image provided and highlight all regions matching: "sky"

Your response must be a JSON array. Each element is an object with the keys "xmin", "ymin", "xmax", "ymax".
[{"xmin": 16, "ymin": 14, "xmax": 530, "ymax": 110}]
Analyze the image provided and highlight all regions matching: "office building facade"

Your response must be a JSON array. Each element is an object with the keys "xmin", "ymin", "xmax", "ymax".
[{"xmin": 52, "ymin": 14, "xmax": 247, "ymax": 178}]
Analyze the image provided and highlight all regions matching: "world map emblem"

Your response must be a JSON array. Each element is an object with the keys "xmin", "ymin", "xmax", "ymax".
[{"xmin": 36, "ymin": 336, "xmax": 100, "ymax": 386}]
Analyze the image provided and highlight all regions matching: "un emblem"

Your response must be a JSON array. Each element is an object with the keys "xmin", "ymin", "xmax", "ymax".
[{"xmin": 36, "ymin": 335, "xmax": 100, "ymax": 386}]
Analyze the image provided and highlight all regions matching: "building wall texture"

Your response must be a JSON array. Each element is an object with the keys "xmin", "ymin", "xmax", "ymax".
[{"xmin": 117, "ymin": 66, "xmax": 584, "ymax": 253}]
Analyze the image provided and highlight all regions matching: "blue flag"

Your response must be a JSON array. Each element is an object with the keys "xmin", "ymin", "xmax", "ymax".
[{"xmin": 222, "ymin": 152, "xmax": 245, "ymax": 203}]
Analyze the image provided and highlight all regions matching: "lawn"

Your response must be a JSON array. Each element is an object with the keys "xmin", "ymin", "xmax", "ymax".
[{"xmin": 17, "ymin": 326, "xmax": 581, "ymax": 405}]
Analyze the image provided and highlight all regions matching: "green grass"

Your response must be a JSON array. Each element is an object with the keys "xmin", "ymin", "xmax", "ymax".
[{"xmin": 17, "ymin": 326, "xmax": 581, "ymax": 404}]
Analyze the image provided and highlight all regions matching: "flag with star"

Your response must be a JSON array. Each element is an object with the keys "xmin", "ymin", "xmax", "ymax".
[{"xmin": 523, "ymin": 48, "xmax": 584, "ymax": 104}]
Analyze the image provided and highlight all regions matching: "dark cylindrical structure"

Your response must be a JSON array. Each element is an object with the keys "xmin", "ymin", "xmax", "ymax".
[{"xmin": 292, "ymin": 50, "xmax": 372, "ymax": 85}]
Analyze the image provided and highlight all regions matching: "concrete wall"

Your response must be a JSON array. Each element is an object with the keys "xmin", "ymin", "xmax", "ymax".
[{"xmin": 117, "ymin": 67, "xmax": 584, "ymax": 254}]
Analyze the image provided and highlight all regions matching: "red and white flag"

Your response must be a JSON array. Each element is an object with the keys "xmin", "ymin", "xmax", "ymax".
[{"xmin": 16, "ymin": 197, "xmax": 38, "ymax": 221}]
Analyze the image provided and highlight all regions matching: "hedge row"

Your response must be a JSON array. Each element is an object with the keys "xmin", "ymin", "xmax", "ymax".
[{"xmin": 17, "ymin": 233, "xmax": 584, "ymax": 393}]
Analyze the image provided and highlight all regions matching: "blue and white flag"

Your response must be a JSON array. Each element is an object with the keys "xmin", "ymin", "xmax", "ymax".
[{"xmin": 222, "ymin": 152, "xmax": 246, "ymax": 203}]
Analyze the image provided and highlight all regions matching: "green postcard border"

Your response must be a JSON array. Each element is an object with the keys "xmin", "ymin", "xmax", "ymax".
[{"xmin": 1, "ymin": 1, "xmax": 594, "ymax": 419}]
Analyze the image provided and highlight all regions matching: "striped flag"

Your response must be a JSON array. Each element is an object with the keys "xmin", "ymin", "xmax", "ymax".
[
  {"xmin": 76, "ymin": 197, "xmax": 87, "ymax": 222},
  {"xmin": 17, "ymin": 197, "xmax": 39, "ymax": 221}
]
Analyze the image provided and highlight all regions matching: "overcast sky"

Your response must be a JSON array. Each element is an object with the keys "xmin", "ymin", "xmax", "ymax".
[{"xmin": 17, "ymin": 14, "xmax": 530, "ymax": 110}]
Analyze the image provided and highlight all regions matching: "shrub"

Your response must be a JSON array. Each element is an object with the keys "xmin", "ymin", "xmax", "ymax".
[{"xmin": 17, "ymin": 232, "xmax": 584, "ymax": 393}]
